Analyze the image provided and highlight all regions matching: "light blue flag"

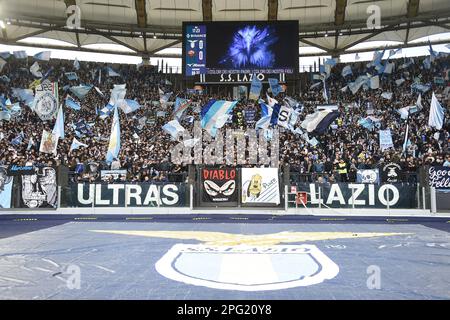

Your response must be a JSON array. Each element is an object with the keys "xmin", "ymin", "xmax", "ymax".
[
  {"xmin": 65, "ymin": 96, "xmax": 81, "ymax": 111},
  {"xmin": 428, "ymin": 92, "xmax": 444, "ymax": 130},
  {"xmin": 0, "ymin": 110, "xmax": 11, "ymax": 121},
  {"xmin": 411, "ymin": 83, "xmax": 431, "ymax": 93},
  {"xmin": 118, "ymin": 99, "xmax": 141, "ymax": 114},
  {"xmin": 107, "ymin": 67, "xmax": 120, "ymax": 77},
  {"xmin": 423, "ymin": 57, "xmax": 431, "ymax": 70},
  {"xmin": 106, "ymin": 105, "xmax": 121, "ymax": 163},
  {"xmin": 173, "ymin": 97, "xmax": 189, "ymax": 120},
  {"xmin": 70, "ymin": 85, "xmax": 93, "ymax": 100},
  {"xmin": 341, "ymin": 65, "xmax": 352, "ymax": 77},
  {"xmin": 249, "ymin": 76, "xmax": 263, "ymax": 100},
  {"xmin": 162, "ymin": 119, "xmax": 185, "ymax": 140},
  {"xmin": 74, "ymin": 58, "xmax": 80, "ymax": 70},
  {"xmin": 325, "ymin": 58, "xmax": 338, "ymax": 66},
  {"xmin": 33, "ymin": 51, "xmax": 51, "ymax": 61},
  {"xmin": 12, "ymin": 88, "xmax": 34, "ymax": 107},
  {"xmin": 358, "ymin": 117, "xmax": 374, "ymax": 130},
  {"xmin": 201, "ymin": 100, "xmax": 238, "ymax": 137},
  {"xmin": 256, "ymin": 115, "xmax": 271, "ymax": 130},
  {"xmin": 268, "ymin": 78, "xmax": 282, "ymax": 96},
  {"xmin": 65, "ymin": 72, "xmax": 78, "ymax": 81},
  {"xmin": 0, "ymin": 52, "xmax": 10, "ymax": 60},
  {"xmin": 13, "ymin": 51, "xmax": 27, "ymax": 59},
  {"xmin": 70, "ymin": 137, "xmax": 88, "ymax": 152},
  {"xmin": 52, "ymin": 105, "xmax": 64, "ymax": 139},
  {"xmin": 259, "ymin": 101, "xmax": 271, "ymax": 118}
]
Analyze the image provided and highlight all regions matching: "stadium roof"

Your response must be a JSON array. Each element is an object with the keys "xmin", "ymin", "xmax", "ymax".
[{"xmin": 0, "ymin": 0, "xmax": 449, "ymax": 59}]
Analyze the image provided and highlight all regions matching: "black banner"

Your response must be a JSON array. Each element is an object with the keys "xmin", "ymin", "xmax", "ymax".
[
  {"xmin": 291, "ymin": 183, "xmax": 417, "ymax": 209},
  {"xmin": 200, "ymin": 167, "xmax": 237, "ymax": 205},
  {"xmin": 19, "ymin": 167, "xmax": 57, "ymax": 208},
  {"xmin": 428, "ymin": 166, "xmax": 450, "ymax": 189},
  {"xmin": 381, "ymin": 163, "xmax": 403, "ymax": 183},
  {"xmin": 66, "ymin": 182, "xmax": 186, "ymax": 207},
  {"xmin": 7, "ymin": 164, "xmax": 36, "ymax": 176}
]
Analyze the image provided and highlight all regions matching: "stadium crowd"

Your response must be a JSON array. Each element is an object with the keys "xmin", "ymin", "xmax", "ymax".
[{"xmin": 0, "ymin": 52, "xmax": 448, "ymax": 184}]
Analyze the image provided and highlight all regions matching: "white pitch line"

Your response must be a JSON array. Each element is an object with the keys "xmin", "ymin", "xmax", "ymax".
[
  {"xmin": 94, "ymin": 265, "xmax": 116, "ymax": 273},
  {"xmin": 41, "ymin": 258, "xmax": 60, "ymax": 268}
]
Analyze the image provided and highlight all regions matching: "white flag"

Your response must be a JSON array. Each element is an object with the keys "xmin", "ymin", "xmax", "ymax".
[{"xmin": 428, "ymin": 92, "xmax": 444, "ymax": 130}]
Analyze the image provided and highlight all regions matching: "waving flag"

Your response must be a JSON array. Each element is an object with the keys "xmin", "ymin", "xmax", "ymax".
[
  {"xmin": 13, "ymin": 51, "xmax": 27, "ymax": 59},
  {"xmin": 201, "ymin": 100, "xmax": 237, "ymax": 137},
  {"xmin": 259, "ymin": 101, "xmax": 272, "ymax": 118},
  {"xmin": 370, "ymin": 75, "xmax": 380, "ymax": 89},
  {"xmin": 266, "ymin": 93, "xmax": 278, "ymax": 108},
  {"xmin": 380, "ymin": 92, "xmax": 392, "ymax": 100},
  {"xmin": 12, "ymin": 88, "xmax": 34, "ymax": 107},
  {"xmin": 11, "ymin": 131, "xmax": 25, "ymax": 146},
  {"xmin": 0, "ymin": 57, "xmax": 6, "ymax": 72},
  {"xmin": 162, "ymin": 119, "xmax": 185, "ymax": 140},
  {"xmin": 30, "ymin": 61, "xmax": 43, "ymax": 78},
  {"xmin": 74, "ymin": 58, "xmax": 80, "ymax": 70},
  {"xmin": 249, "ymin": 76, "xmax": 262, "ymax": 100},
  {"xmin": 173, "ymin": 97, "xmax": 190, "ymax": 120},
  {"xmin": 65, "ymin": 96, "xmax": 81, "ymax": 111},
  {"xmin": 109, "ymin": 84, "xmax": 127, "ymax": 106},
  {"xmin": 70, "ymin": 85, "xmax": 93, "ymax": 100},
  {"xmin": 52, "ymin": 105, "xmax": 64, "ymax": 139},
  {"xmin": 341, "ymin": 65, "xmax": 352, "ymax": 77},
  {"xmin": 301, "ymin": 110, "xmax": 340, "ymax": 134},
  {"xmin": 383, "ymin": 61, "xmax": 394, "ymax": 74},
  {"xmin": 70, "ymin": 137, "xmax": 88, "ymax": 152},
  {"xmin": 118, "ymin": 99, "xmax": 141, "ymax": 114},
  {"xmin": 159, "ymin": 88, "xmax": 172, "ymax": 107},
  {"xmin": 0, "ymin": 110, "xmax": 11, "ymax": 121},
  {"xmin": 0, "ymin": 52, "xmax": 10, "ymax": 60},
  {"xmin": 107, "ymin": 67, "xmax": 120, "ymax": 77},
  {"xmin": 65, "ymin": 72, "xmax": 78, "ymax": 81},
  {"xmin": 106, "ymin": 106, "xmax": 121, "ymax": 163},
  {"xmin": 268, "ymin": 78, "xmax": 282, "ymax": 96},
  {"xmin": 34, "ymin": 51, "xmax": 51, "ymax": 61},
  {"xmin": 411, "ymin": 83, "xmax": 431, "ymax": 93},
  {"xmin": 428, "ymin": 92, "xmax": 444, "ymax": 130}
]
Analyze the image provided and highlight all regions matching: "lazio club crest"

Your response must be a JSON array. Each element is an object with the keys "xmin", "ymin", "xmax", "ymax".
[{"xmin": 91, "ymin": 230, "xmax": 407, "ymax": 291}]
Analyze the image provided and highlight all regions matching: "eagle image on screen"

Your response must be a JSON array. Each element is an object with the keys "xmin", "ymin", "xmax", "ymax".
[{"xmin": 219, "ymin": 25, "xmax": 278, "ymax": 69}]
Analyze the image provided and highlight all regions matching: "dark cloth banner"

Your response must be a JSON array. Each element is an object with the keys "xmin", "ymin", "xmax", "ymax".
[
  {"xmin": 381, "ymin": 163, "xmax": 403, "ymax": 183},
  {"xmin": 19, "ymin": 167, "xmax": 57, "ymax": 208},
  {"xmin": 200, "ymin": 167, "xmax": 238, "ymax": 205},
  {"xmin": 292, "ymin": 182, "xmax": 417, "ymax": 209},
  {"xmin": 7, "ymin": 164, "xmax": 36, "ymax": 176},
  {"xmin": 428, "ymin": 166, "xmax": 450, "ymax": 189},
  {"xmin": 67, "ymin": 182, "xmax": 186, "ymax": 207}
]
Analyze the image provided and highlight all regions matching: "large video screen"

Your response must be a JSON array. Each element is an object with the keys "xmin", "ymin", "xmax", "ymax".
[{"xmin": 183, "ymin": 21, "xmax": 299, "ymax": 76}]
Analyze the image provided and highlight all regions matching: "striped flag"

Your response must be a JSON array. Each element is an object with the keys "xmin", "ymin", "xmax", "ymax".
[
  {"xmin": 201, "ymin": 100, "xmax": 237, "ymax": 137},
  {"xmin": 301, "ymin": 110, "xmax": 340, "ymax": 134},
  {"xmin": 13, "ymin": 51, "xmax": 27, "ymax": 59},
  {"xmin": 33, "ymin": 51, "xmax": 51, "ymax": 61},
  {"xmin": 106, "ymin": 105, "xmax": 121, "ymax": 163}
]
